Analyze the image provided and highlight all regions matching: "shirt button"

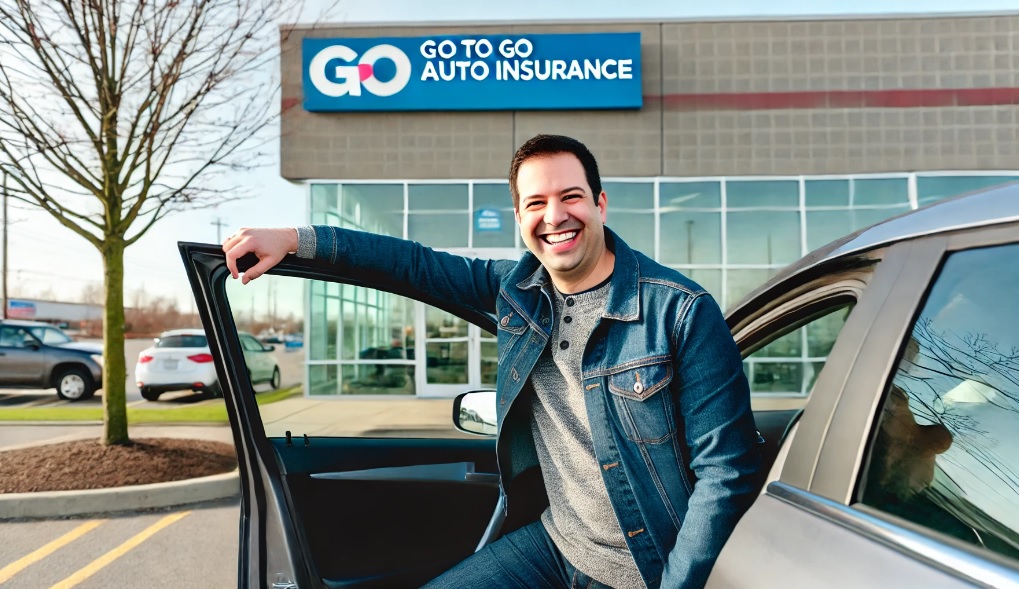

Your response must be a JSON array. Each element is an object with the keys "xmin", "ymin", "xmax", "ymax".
[
  {"xmin": 564, "ymin": 316, "xmax": 572, "ymax": 324},
  {"xmin": 559, "ymin": 340, "xmax": 569, "ymax": 350},
  {"xmin": 565, "ymin": 297, "xmax": 575, "ymax": 307}
]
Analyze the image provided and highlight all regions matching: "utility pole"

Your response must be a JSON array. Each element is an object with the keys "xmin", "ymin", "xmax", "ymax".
[{"xmin": 210, "ymin": 217, "xmax": 227, "ymax": 243}]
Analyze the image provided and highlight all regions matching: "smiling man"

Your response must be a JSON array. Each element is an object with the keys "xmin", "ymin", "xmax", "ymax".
[{"xmin": 223, "ymin": 134, "xmax": 761, "ymax": 589}]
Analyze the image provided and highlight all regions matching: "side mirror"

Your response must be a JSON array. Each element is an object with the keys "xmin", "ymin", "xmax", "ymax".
[{"xmin": 452, "ymin": 390, "xmax": 497, "ymax": 436}]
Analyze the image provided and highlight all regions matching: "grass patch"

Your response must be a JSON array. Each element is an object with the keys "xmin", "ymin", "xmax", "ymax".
[{"xmin": 0, "ymin": 386, "xmax": 301, "ymax": 424}]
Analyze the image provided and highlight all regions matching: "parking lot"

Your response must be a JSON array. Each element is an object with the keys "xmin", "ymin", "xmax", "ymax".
[
  {"xmin": 0, "ymin": 337, "xmax": 305, "ymax": 408},
  {"xmin": 0, "ymin": 499, "xmax": 238, "ymax": 588}
]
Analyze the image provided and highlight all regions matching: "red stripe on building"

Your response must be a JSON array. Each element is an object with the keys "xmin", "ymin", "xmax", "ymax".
[{"xmin": 648, "ymin": 87, "xmax": 1019, "ymax": 110}]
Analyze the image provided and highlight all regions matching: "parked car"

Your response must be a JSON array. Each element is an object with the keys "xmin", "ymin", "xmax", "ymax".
[
  {"xmin": 181, "ymin": 185, "xmax": 1019, "ymax": 589},
  {"xmin": 135, "ymin": 328, "xmax": 280, "ymax": 401},
  {"xmin": 0, "ymin": 319, "xmax": 103, "ymax": 401}
]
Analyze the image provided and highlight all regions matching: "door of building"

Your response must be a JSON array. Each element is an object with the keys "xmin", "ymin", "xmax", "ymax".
[{"xmin": 415, "ymin": 248, "xmax": 518, "ymax": 398}]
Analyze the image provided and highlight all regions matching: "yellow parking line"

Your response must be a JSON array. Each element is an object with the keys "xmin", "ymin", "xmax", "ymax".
[
  {"xmin": 0, "ymin": 520, "xmax": 105, "ymax": 584},
  {"xmin": 48, "ymin": 511, "xmax": 190, "ymax": 589}
]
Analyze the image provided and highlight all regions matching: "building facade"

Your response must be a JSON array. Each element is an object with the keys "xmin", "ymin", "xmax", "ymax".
[{"xmin": 279, "ymin": 14, "xmax": 1019, "ymax": 399}]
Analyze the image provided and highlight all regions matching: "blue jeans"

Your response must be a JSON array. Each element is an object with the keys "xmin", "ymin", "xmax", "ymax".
[{"xmin": 422, "ymin": 521, "xmax": 615, "ymax": 589}]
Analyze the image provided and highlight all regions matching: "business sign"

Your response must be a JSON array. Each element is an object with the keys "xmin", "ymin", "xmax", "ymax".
[
  {"xmin": 303, "ymin": 32, "xmax": 642, "ymax": 112},
  {"xmin": 7, "ymin": 300, "xmax": 36, "ymax": 319},
  {"xmin": 474, "ymin": 208, "xmax": 503, "ymax": 232}
]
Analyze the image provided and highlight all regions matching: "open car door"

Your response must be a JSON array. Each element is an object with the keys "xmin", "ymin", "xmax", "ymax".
[{"xmin": 180, "ymin": 243, "xmax": 505, "ymax": 589}]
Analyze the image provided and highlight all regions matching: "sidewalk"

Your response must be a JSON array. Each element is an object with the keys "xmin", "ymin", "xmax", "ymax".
[{"xmin": 0, "ymin": 395, "xmax": 464, "ymax": 519}]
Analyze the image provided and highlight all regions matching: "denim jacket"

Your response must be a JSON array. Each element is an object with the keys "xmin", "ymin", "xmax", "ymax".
[{"xmin": 308, "ymin": 225, "xmax": 761, "ymax": 589}]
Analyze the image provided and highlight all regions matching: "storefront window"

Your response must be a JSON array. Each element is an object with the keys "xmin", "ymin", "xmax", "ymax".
[
  {"xmin": 805, "ymin": 179, "xmax": 850, "ymax": 207},
  {"xmin": 472, "ymin": 183, "xmax": 515, "ymax": 248},
  {"xmin": 916, "ymin": 175, "xmax": 1019, "ymax": 207},
  {"xmin": 660, "ymin": 181, "xmax": 721, "ymax": 209},
  {"xmin": 727, "ymin": 211, "xmax": 801, "ymax": 265},
  {"xmin": 603, "ymin": 182, "xmax": 654, "ymax": 256},
  {"xmin": 342, "ymin": 184, "xmax": 404, "ymax": 237},
  {"xmin": 660, "ymin": 212, "xmax": 721, "ymax": 265},
  {"xmin": 408, "ymin": 184, "xmax": 469, "ymax": 248},
  {"xmin": 726, "ymin": 180, "xmax": 799, "ymax": 208},
  {"xmin": 852, "ymin": 177, "xmax": 909, "ymax": 206},
  {"xmin": 310, "ymin": 184, "xmax": 339, "ymax": 225}
]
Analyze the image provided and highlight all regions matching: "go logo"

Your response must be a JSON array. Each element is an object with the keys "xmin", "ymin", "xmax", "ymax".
[{"xmin": 309, "ymin": 44, "xmax": 412, "ymax": 98}]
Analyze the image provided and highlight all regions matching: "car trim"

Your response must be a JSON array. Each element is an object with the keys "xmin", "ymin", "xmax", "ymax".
[{"xmin": 768, "ymin": 482, "xmax": 1019, "ymax": 589}]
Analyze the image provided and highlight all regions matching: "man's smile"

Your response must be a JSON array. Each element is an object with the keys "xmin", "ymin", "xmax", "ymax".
[{"xmin": 542, "ymin": 230, "xmax": 578, "ymax": 245}]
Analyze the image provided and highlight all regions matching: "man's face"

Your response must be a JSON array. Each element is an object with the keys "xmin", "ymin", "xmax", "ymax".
[{"xmin": 514, "ymin": 152, "xmax": 608, "ymax": 286}]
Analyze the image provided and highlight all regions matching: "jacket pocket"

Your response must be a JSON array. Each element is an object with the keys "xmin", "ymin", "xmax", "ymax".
[{"xmin": 607, "ymin": 358, "xmax": 676, "ymax": 444}]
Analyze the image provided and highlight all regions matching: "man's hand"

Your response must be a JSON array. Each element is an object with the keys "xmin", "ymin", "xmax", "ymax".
[{"xmin": 222, "ymin": 227, "xmax": 298, "ymax": 284}]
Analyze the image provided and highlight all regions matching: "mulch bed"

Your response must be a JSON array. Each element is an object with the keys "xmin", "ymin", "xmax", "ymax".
[{"xmin": 0, "ymin": 438, "xmax": 237, "ymax": 493}]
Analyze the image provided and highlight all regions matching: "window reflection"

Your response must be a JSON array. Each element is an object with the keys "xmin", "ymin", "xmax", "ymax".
[
  {"xmin": 916, "ymin": 175, "xmax": 1019, "ymax": 207},
  {"xmin": 660, "ymin": 212, "xmax": 721, "ymax": 265},
  {"xmin": 603, "ymin": 182, "xmax": 654, "ymax": 258},
  {"xmin": 660, "ymin": 181, "xmax": 721, "ymax": 209},
  {"xmin": 862, "ymin": 243, "xmax": 1019, "ymax": 560},
  {"xmin": 805, "ymin": 179, "xmax": 850, "ymax": 207},
  {"xmin": 473, "ymin": 183, "xmax": 515, "ymax": 248},
  {"xmin": 852, "ymin": 178, "xmax": 909, "ymax": 206},
  {"xmin": 727, "ymin": 211, "xmax": 801, "ymax": 265},
  {"xmin": 408, "ymin": 184, "xmax": 468, "ymax": 248},
  {"xmin": 726, "ymin": 180, "xmax": 799, "ymax": 208}
]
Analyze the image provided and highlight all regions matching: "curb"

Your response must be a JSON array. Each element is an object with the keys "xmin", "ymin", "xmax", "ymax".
[{"xmin": 0, "ymin": 469, "xmax": 239, "ymax": 520}]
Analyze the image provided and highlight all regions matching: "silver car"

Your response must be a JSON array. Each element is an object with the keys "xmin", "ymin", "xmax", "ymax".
[
  {"xmin": 183, "ymin": 185, "xmax": 1019, "ymax": 588},
  {"xmin": 0, "ymin": 319, "xmax": 103, "ymax": 401}
]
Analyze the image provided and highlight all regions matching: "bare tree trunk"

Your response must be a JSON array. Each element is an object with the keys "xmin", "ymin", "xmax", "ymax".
[{"xmin": 102, "ymin": 238, "xmax": 128, "ymax": 446}]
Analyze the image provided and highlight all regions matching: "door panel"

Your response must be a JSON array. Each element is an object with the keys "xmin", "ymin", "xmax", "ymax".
[
  {"xmin": 708, "ymin": 485, "xmax": 1005, "ymax": 588},
  {"xmin": 180, "ymin": 244, "xmax": 504, "ymax": 589}
]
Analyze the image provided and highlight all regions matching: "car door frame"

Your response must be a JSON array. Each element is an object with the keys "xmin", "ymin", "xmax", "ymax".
[
  {"xmin": 180, "ymin": 243, "xmax": 502, "ymax": 589},
  {"xmin": 709, "ymin": 222, "xmax": 1019, "ymax": 588}
]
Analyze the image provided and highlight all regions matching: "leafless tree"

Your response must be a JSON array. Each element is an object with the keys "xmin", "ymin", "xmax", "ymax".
[{"xmin": 0, "ymin": 0, "xmax": 319, "ymax": 444}]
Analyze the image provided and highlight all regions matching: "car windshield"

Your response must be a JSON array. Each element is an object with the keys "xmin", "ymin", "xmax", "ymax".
[
  {"xmin": 28, "ymin": 326, "xmax": 72, "ymax": 345},
  {"xmin": 156, "ymin": 334, "xmax": 208, "ymax": 348}
]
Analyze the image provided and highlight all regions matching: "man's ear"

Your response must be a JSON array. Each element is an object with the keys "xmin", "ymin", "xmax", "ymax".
[{"xmin": 597, "ymin": 191, "xmax": 608, "ymax": 223}]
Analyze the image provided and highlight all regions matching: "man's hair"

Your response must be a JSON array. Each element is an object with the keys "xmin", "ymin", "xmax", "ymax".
[{"xmin": 508, "ymin": 134, "xmax": 602, "ymax": 209}]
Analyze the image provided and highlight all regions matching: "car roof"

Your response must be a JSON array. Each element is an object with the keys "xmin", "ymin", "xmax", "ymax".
[
  {"xmin": 727, "ymin": 182, "xmax": 1019, "ymax": 321},
  {"xmin": 0, "ymin": 319, "xmax": 57, "ymax": 327},
  {"xmin": 158, "ymin": 328, "xmax": 207, "ymax": 337}
]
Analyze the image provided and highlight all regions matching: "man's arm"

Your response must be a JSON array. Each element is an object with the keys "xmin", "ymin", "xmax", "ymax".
[
  {"xmin": 222, "ymin": 225, "xmax": 513, "ymax": 315},
  {"xmin": 661, "ymin": 293, "xmax": 762, "ymax": 589}
]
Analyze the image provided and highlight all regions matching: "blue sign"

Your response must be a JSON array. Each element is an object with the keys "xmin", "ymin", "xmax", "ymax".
[
  {"xmin": 303, "ymin": 32, "xmax": 642, "ymax": 112},
  {"xmin": 475, "ymin": 208, "xmax": 503, "ymax": 232}
]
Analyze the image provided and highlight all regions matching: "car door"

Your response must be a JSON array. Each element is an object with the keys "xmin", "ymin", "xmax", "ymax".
[
  {"xmin": 180, "ymin": 243, "xmax": 504, "ymax": 589},
  {"xmin": 708, "ymin": 225, "xmax": 1019, "ymax": 588},
  {"xmin": 0, "ymin": 326, "xmax": 45, "ymax": 385}
]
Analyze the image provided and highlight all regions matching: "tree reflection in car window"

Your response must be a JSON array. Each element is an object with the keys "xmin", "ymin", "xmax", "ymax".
[{"xmin": 861, "ymin": 242, "xmax": 1019, "ymax": 560}]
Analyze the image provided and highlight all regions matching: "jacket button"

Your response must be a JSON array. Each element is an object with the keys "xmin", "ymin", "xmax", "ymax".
[
  {"xmin": 541, "ymin": 317, "xmax": 549, "ymax": 325},
  {"xmin": 633, "ymin": 382, "xmax": 644, "ymax": 394},
  {"xmin": 500, "ymin": 316, "xmax": 509, "ymax": 327}
]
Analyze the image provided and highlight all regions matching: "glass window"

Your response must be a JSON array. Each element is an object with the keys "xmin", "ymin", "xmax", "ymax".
[
  {"xmin": 726, "ymin": 268, "xmax": 777, "ymax": 309},
  {"xmin": 860, "ymin": 243, "xmax": 1019, "ymax": 559},
  {"xmin": 310, "ymin": 184, "xmax": 339, "ymax": 218},
  {"xmin": 660, "ymin": 181, "xmax": 721, "ymax": 209},
  {"xmin": 660, "ymin": 211, "xmax": 721, "ymax": 265},
  {"xmin": 726, "ymin": 180, "xmax": 799, "ymax": 208},
  {"xmin": 603, "ymin": 182, "xmax": 654, "ymax": 257},
  {"xmin": 684, "ymin": 269, "xmax": 722, "ymax": 303},
  {"xmin": 806, "ymin": 210, "xmax": 855, "ymax": 252},
  {"xmin": 805, "ymin": 179, "xmax": 850, "ymax": 207},
  {"xmin": 157, "ymin": 334, "xmax": 208, "ymax": 348},
  {"xmin": 342, "ymin": 185, "xmax": 404, "ymax": 237},
  {"xmin": 408, "ymin": 184, "xmax": 468, "ymax": 248},
  {"xmin": 850, "ymin": 206, "xmax": 910, "ymax": 232},
  {"xmin": 29, "ymin": 326, "xmax": 72, "ymax": 345},
  {"xmin": 916, "ymin": 175, "xmax": 1019, "ymax": 207},
  {"xmin": 851, "ymin": 178, "xmax": 908, "ymax": 206},
  {"xmin": 743, "ymin": 304, "xmax": 853, "ymax": 396},
  {"xmin": 727, "ymin": 211, "xmax": 801, "ymax": 265},
  {"xmin": 472, "ymin": 183, "xmax": 515, "ymax": 248}
]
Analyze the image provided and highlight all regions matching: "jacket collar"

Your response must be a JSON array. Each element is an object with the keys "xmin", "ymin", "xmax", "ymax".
[{"xmin": 510, "ymin": 227, "xmax": 641, "ymax": 322}]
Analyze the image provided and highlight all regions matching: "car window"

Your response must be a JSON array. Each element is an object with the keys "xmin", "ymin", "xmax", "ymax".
[
  {"xmin": 0, "ymin": 326, "xmax": 31, "ymax": 348},
  {"xmin": 156, "ymin": 334, "xmax": 208, "ymax": 348},
  {"xmin": 28, "ymin": 326, "xmax": 72, "ymax": 345},
  {"xmin": 226, "ymin": 275, "xmax": 494, "ymax": 439},
  {"xmin": 743, "ymin": 304, "xmax": 853, "ymax": 397},
  {"xmin": 240, "ymin": 335, "xmax": 263, "ymax": 352},
  {"xmin": 860, "ymin": 242, "xmax": 1019, "ymax": 560}
]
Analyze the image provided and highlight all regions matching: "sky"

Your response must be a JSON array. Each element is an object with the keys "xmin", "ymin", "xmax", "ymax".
[{"xmin": 6, "ymin": 0, "xmax": 1018, "ymax": 317}]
